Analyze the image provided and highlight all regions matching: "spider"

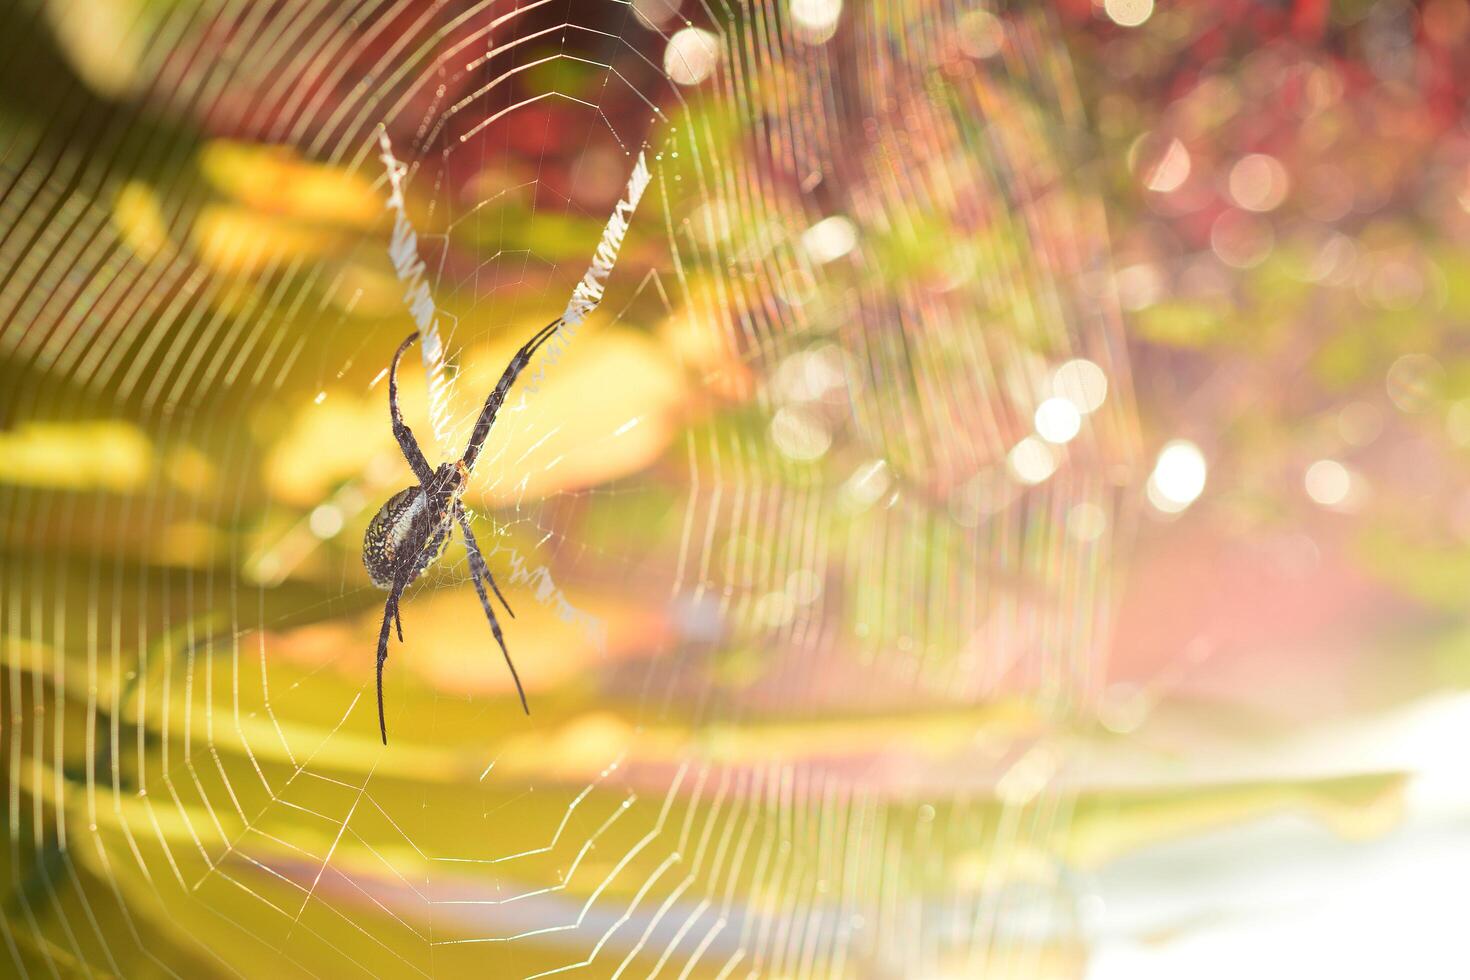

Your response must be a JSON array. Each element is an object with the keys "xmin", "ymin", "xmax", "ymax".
[{"xmin": 362, "ymin": 317, "xmax": 561, "ymax": 743}]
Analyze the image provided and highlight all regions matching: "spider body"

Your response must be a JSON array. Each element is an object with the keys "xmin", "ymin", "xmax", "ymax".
[
  {"xmin": 363, "ymin": 319, "xmax": 562, "ymax": 743},
  {"xmin": 362, "ymin": 464, "xmax": 463, "ymax": 589}
]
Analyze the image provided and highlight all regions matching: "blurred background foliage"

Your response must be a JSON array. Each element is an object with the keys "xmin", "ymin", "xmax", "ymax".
[{"xmin": 2, "ymin": 0, "xmax": 1470, "ymax": 976}]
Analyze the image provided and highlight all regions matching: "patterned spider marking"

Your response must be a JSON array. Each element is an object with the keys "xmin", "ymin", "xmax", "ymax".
[{"xmin": 362, "ymin": 486, "xmax": 446, "ymax": 589}]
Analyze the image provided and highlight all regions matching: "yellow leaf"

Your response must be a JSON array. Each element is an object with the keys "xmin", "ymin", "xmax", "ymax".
[
  {"xmin": 0, "ymin": 420, "xmax": 152, "ymax": 491},
  {"xmin": 460, "ymin": 328, "xmax": 687, "ymax": 507},
  {"xmin": 113, "ymin": 181, "xmax": 171, "ymax": 260},
  {"xmin": 192, "ymin": 204, "xmax": 339, "ymax": 275},
  {"xmin": 44, "ymin": 0, "xmax": 146, "ymax": 98},
  {"xmin": 264, "ymin": 394, "xmax": 391, "ymax": 506},
  {"xmin": 397, "ymin": 584, "xmax": 669, "ymax": 698},
  {"xmin": 199, "ymin": 140, "xmax": 382, "ymax": 229},
  {"xmin": 264, "ymin": 326, "xmax": 686, "ymax": 508},
  {"xmin": 659, "ymin": 298, "xmax": 754, "ymax": 400}
]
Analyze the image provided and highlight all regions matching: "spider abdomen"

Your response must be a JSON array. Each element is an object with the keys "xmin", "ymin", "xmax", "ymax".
[{"xmin": 362, "ymin": 485, "xmax": 448, "ymax": 589}]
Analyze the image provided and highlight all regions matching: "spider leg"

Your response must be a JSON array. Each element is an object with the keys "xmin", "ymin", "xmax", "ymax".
[
  {"xmin": 376, "ymin": 583, "xmax": 406, "ymax": 744},
  {"xmin": 379, "ymin": 519, "xmax": 448, "ymax": 744},
  {"xmin": 455, "ymin": 505, "xmax": 514, "ymax": 619},
  {"xmin": 461, "ymin": 317, "xmax": 563, "ymax": 473},
  {"xmin": 458, "ymin": 510, "xmax": 529, "ymax": 714},
  {"xmin": 389, "ymin": 331, "xmax": 436, "ymax": 485}
]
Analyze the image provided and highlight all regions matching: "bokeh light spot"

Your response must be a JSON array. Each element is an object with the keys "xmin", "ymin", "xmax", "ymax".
[
  {"xmin": 1051, "ymin": 358, "xmax": 1108, "ymax": 414},
  {"xmin": 1138, "ymin": 137, "xmax": 1191, "ymax": 193},
  {"xmin": 1338, "ymin": 401, "xmax": 1383, "ymax": 447},
  {"xmin": 957, "ymin": 11, "xmax": 1005, "ymax": 59},
  {"xmin": 1304, "ymin": 459, "xmax": 1352, "ymax": 508},
  {"xmin": 1104, "ymin": 0, "xmax": 1154, "ymax": 28},
  {"xmin": 1007, "ymin": 436, "xmax": 1058, "ymax": 485},
  {"xmin": 1148, "ymin": 440, "xmax": 1207, "ymax": 513},
  {"xmin": 801, "ymin": 215, "xmax": 857, "ymax": 264},
  {"xmin": 309, "ymin": 503, "xmax": 344, "ymax": 539},
  {"xmin": 1034, "ymin": 397, "xmax": 1083, "ymax": 444},
  {"xmin": 632, "ymin": 0, "xmax": 682, "ymax": 29},
  {"xmin": 1228, "ymin": 153, "xmax": 1289, "ymax": 212},
  {"xmin": 771, "ymin": 406, "xmax": 833, "ymax": 461},
  {"xmin": 1386, "ymin": 353, "xmax": 1444, "ymax": 414},
  {"xmin": 664, "ymin": 28, "xmax": 719, "ymax": 85},
  {"xmin": 1210, "ymin": 210, "xmax": 1274, "ymax": 269},
  {"xmin": 790, "ymin": 0, "xmax": 842, "ymax": 44}
]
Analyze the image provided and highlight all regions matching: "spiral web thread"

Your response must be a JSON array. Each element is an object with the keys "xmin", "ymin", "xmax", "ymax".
[{"xmin": 0, "ymin": 1, "xmax": 1135, "ymax": 976}]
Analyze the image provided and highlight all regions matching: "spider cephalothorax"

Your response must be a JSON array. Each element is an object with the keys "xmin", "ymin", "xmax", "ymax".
[{"xmin": 363, "ymin": 320, "xmax": 561, "ymax": 743}]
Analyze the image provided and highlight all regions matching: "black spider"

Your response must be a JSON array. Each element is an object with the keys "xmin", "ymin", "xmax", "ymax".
[{"xmin": 362, "ymin": 318, "xmax": 561, "ymax": 743}]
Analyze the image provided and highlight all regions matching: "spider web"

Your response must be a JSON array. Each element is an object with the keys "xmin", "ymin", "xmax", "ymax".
[{"xmin": 0, "ymin": 1, "xmax": 1136, "ymax": 977}]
